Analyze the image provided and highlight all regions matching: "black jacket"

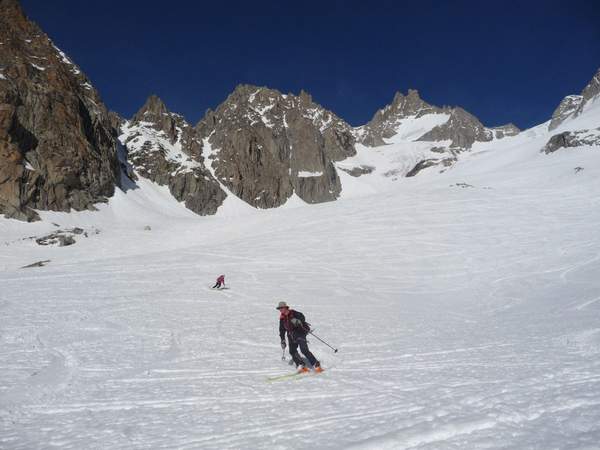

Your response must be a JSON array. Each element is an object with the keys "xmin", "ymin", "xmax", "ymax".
[{"xmin": 279, "ymin": 310, "xmax": 310, "ymax": 341}]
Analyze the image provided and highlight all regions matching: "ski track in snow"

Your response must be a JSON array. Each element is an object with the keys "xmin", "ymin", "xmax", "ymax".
[{"xmin": 2, "ymin": 109, "xmax": 600, "ymax": 448}]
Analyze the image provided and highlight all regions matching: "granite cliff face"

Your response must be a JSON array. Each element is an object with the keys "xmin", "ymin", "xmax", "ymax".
[
  {"xmin": 119, "ymin": 96, "xmax": 226, "ymax": 215},
  {"xmin": 196, "ymin": 85, "xmax": 356, "ymax": 207},
  {"xmin": 0, "ymin": 0, "xmax": 120, "ymax": 221}
]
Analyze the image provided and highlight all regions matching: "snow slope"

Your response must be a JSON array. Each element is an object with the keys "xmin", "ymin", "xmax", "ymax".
[{"xmin": 1, "ymin": 102, "xmax": 600, "ymax": 449}]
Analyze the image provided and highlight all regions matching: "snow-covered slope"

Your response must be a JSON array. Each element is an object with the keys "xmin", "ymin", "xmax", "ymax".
[{"xmin": 1, "ymin": 85, "xmax": 600, "ymax": 449}]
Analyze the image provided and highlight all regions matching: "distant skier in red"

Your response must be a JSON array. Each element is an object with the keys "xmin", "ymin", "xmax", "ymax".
[{"xmin": 212, "ymin": 274, "xmax": 225, "ymax": 289}]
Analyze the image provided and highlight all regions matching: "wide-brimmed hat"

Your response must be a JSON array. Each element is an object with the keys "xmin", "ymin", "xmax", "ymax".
[{"xmin": 276, "ymin": 301, "xmax": 289, "ymax": 310}]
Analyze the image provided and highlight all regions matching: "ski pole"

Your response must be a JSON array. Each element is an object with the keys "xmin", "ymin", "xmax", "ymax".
[
  {"xmin": 281, "ymin": 348, "xmax": 286, "ymax": 361},
  {"xmin": 308, "ymin": 331, "xmax": 338, "ymax": 353}
]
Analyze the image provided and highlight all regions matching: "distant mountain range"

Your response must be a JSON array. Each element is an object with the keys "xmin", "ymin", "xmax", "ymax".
[{"xmin": 1, "ymin": 0, "xmax": 599, "ymax": 221}]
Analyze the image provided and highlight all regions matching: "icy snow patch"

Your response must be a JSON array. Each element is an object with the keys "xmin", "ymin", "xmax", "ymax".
[
  {"xmin": 297, "ymin": 171, "xmax": 323, "ymax": 178},
  {"xmin": 385, "ymin": 113, "xmax": 451, "ymax": 143},
  {"xmin": 52, "ymin": 43, "xmax": 81, "ymax": 75}
]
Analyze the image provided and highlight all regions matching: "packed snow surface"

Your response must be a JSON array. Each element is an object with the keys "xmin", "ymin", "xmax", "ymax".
[{"xmin": 1, "ymin": 106, "xmax": 600, "ymax": 449}]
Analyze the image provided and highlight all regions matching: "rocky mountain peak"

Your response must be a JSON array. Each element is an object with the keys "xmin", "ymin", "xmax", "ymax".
[
  {"xmin": 387, "ymin": 89, "xmax": 437, "ymax": 119},
  {"xmin": 129, "ymin": 95, "xmax": 189, "ymax": 145},
  {"xmin": 133, "ymin": 94, "xmax": 169, "ymax": 119},
  {"xmin": 548, "ymin": 95, "xmax": 584, "ymax": 131},
  {"xmin": 549, "ymin": 68, "xmax": 600, "ymax": 131},
  {"xmin": 356, "ymin": 90, "xmax": 444, "ymax": 146},
  {"xmin": 298, "ymin": 89, "xmax": 313, "ymax": 105},
  {"xmin": 581, "ymin": 68, "xmax": 600, "ymax": 102},
  {"xmin": 120, "ymin": 97, "xmax": 226, "ymax": 216},
  {"xmin": 195, "ymin": 85, "xmax": 356, "ymax": 208},
  {"xmin": 357, "ymin": 87, "xmax": 518, "ymax": 152}
]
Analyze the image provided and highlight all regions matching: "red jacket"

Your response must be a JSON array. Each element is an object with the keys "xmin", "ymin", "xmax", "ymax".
[
  {"xmin": 279, "ymin": 310, "xmax": 310, "ymax": 341},
  {"xmin": 217, "ymin": 275, "xmax": 225, "ymax": 283}
]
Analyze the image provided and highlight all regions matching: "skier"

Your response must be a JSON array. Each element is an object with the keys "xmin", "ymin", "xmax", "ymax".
[
  {"xmin": 212, "ymin": 274, "xmax": 225, "ymax": 289},
  {"xmin": 277, "ymin": 301, "xmax": 322, "ymax": 373}
]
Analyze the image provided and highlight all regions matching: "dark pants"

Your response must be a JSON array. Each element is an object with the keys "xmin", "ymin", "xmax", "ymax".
[
  {"xmin": 289, "ymin": 334, "xmax": 318, "ymax": 367},
  {"xmin": 212, "ymin": 282, "xmax": 222, "ymax": 288}
]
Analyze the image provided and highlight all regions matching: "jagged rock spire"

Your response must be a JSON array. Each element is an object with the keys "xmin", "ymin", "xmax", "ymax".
[
  {"xmin": 132, "ymin": 95, "xmax": 169, "ymax": 120},
  {"xmin": 130, "ymin": 95, "xmax": 184, "ymax": 144}
]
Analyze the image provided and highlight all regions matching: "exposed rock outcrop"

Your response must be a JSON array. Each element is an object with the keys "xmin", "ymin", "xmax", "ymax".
[
  {"xmin": 417, "ymin": 107, "xmax": 493, "ymax": 149},
  {"xmin": 120, "ymin": 96, "xmax": 226, "ymax": 215},
  {"xmin": 581, "ymin": 69, "xmax": 600, "ymax": 103},
  {"xmin": 490, "ymin": 123, "xmax": 520, "ymax": 139},
  {"xmin": 542, "ymin": 128, "xmax": 600, "ymax": 154},
  {"xmin": 549, "ymin": 69, "xmax": 600, "ymax": 131},
  {"xmin": 196, "ymin": 85, "xmax": 356, "ymax": 207},
  {"xmin": 338, "ymin": 165, "xmax": 375, "ymax": 177},
  {"xmin": 549, "ymin": 95, "xmax": 584, "ymax": 131},
  {"xmin": 0, "ymin": 0, "xmax": 121, "ymax": 221},
  {"xmin": 406, "ymin": 156, "xmax": 456, "ymax": 177}
]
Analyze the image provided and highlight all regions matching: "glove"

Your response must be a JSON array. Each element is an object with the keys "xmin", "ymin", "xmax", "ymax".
[
  {"xmin": 280, "ymin": 340, "xmax": 286, "ymax": 349},
  {"xmin": 290, "ymin": 318, "xmax": 302, "ymax": 327}
]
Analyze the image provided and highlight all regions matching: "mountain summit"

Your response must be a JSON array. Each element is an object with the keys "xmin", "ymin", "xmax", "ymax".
[
  {"xmin": 356, "ymin": 89, "xmax": 519, "ymax": 150},
  {"xmin": 196, "ymin": 84, "xmax": 356, "ymax": 208}
]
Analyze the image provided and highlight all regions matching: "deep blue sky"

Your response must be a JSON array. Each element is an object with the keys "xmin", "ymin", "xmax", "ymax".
[{"xmin": 20, "ymin": 0, "xmax": 600, "ymax": 129}]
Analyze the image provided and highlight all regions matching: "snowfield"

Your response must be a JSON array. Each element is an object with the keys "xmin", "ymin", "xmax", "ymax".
[{"xmin": 1, "ymin": 104, "xmax": 600, "ymax": 449}]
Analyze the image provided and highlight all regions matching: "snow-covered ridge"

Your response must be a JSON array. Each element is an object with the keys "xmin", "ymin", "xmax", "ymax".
[
  {"xmin": 221, "ymin": 85, "xmax": 353, "ymax": 137},
  {"xmin": 51, "ymin": 42, "xmax": 81, "ymax": 76},
  {"xmin": 119, "ymin": 120, "xmax": 201, "ymax": 174}
]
